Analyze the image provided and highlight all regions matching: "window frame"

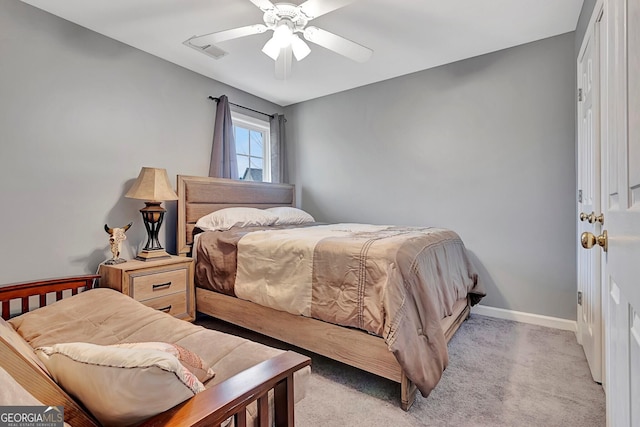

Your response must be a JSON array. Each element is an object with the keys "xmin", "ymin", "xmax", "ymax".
[{"xmin": 231, "ymin": 111, "xmax": 271, "ymax": 183}]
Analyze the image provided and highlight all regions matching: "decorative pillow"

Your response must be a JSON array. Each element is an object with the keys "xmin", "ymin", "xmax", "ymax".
[
  {"xmin": 195, "ymin": 207, "xmax": 278, "ymax": 232},
  {"xmin": 35, "ymin": 342, "xmax": 205, "ymax": 427},
  {"xmin": 109, "ymin": 342, "xmax": 215, "ymax": 383},
  {"xmin": 267, "ymin": 207, "xmax": 315, "ymax": 225}
]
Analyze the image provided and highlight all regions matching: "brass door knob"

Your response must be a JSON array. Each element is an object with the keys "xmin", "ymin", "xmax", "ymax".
[
  {"xmin": 588, "ymin": 213, "xmax": 604, "ymax": 224},
  {"xmin": 581, "ymin": 230, "xmax": 608, "ymax": 252},
  {"xmin": 580, "ymin": 212, "xmax": 605, "ymax": 224}
]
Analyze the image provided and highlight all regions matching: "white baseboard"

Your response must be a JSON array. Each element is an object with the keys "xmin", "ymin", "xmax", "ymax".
[{"xmin": 471, "ymin": 304, "xmax": 577, "ymax": 332}]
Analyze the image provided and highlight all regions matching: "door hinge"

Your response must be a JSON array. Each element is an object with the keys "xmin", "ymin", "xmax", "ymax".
[
  {"xmin": 578, "ymin": 189, "xmax": 583, "ymax": 203},
  {"xmin": 578, "ymin": 88, "xmax": 583, "ymax": 102},
  {"xmin": 578, "ymin": 291, "xmax": 583, "ymax": 306}
]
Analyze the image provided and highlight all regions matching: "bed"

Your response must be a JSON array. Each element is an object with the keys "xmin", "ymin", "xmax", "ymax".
[
  {"xmin": 177, "ymin": 175, "xmax": 485, "ymax": 410},
  {"xmin": 0, "ymin": 275, "xmax": 310, "ymax": 427}
]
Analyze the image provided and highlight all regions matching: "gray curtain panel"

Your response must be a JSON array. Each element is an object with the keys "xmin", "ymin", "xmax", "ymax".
[
  {"xmin": 209, "ymin": 95, "xmax": 239, "ymax": 179},
  {"xmin": 270, "ymin": 113, "xmax": 288, "ymax": 183}
]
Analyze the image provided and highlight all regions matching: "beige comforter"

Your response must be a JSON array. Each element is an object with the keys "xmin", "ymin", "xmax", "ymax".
[{"xmin": 196, "ymin": 223, "xmax": 485, "ymax": 397}]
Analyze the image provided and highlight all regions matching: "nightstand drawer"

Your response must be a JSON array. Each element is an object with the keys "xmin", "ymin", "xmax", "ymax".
[
  {"xmin": 99, "ymin": 256, "xmax": 195, "ymax": 321},
  {"xmin": 143, "ymin": 293, "xmax": 187, "ymax": 318},
  {"xmin": 131, "ymin": 269, "xmax": 187, "ymax": 301}
]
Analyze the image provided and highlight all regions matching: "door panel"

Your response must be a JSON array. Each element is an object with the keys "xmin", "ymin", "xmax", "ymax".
[
  {"xmin": 629, "ymin": 0, "xmax": 640, "ymax": 203},
  {"xmin": 631, "ymin": 311, "xmax": 640, "ymax": 425},
  {"xmin": 603, "ymin": 0, "xmax": 640, "ymax": 424},
  {"xmin": 577, "ymin": 14, "xmax": 602, "ymax": 383},
  {"xmin": 607, "ymin": 279, "xmax": 630, "ymax": 426}
]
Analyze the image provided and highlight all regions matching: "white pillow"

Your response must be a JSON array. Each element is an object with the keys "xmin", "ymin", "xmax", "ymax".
[
  {"xmin": 195, "ymin": 207, "xmax": 278, "ymax": 232},
  {"xmin": 36, "ymin": 342, "xmax": 205, "ymax": 427},
  {"xmin": 267, "ymin": 207, "xmax": 315, "ymax": 225}
]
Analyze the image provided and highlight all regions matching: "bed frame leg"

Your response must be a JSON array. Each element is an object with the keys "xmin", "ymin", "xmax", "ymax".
[{"xmin": 400, "ymin": 372, "xmax": 417, "ymax": 411}]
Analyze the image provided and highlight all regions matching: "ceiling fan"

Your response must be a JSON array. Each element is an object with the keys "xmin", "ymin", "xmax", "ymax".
[{"xmin": 184, "ymin": 0, "xmax": 373, "ymax": 80}]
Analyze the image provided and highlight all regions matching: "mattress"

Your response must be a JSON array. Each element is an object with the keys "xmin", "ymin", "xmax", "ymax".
[{"xmin": 194, "ymin": 222, "xmax": 485, "ymax": 396}]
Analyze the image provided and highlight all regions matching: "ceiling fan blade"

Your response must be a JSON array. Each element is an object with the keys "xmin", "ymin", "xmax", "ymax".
[
  {"xmin": 303, "ymin": 26, "xmax": 372, "ymax": 62},
  {"xmin": 248, "ymin": 0, "xmax": 276, "ymax": 12},
  {"xmin": 298, "ymin": 0, "xmax": 357, "ymax": 19},
  {"xmin": 274, "ymin": 45, "xmax": 292, "ymax": 80},
  {"xmin": 187, "ymin": 24, "xmax": 267, "ymax": 47}
]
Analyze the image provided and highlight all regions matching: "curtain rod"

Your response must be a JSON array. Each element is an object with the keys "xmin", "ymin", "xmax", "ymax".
[{"xmin": 208, "ymin": 96, "xmax": 274, "ymax": 119}]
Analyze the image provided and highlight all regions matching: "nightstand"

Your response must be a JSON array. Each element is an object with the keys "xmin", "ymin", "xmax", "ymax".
[{"xmin": 99, "ymin": 256, "xmax": 195, "ymax": 321}]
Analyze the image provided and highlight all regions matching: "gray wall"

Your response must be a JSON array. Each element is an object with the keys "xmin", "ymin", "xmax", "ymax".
[
  {"xmin": 0, "ymin": 0, "xmax": 283, "ymax": 283},
  {"xmin": 0, "ymin": 0, "xmax": 580, "ymax": 320},
  {"xmin": 285, "ymin": 33, "xmax": 577, "ymax": 320}
]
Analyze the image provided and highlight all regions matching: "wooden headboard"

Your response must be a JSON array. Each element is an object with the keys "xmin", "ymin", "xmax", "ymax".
[{"xmin": 177, "ymin": 175, "xmax": 295, "ymax": 257}]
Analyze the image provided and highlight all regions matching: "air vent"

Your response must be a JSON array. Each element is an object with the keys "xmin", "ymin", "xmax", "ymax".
[{"xmin": 183, "ymin": 38, "xmax": 227, "ymax": 59}]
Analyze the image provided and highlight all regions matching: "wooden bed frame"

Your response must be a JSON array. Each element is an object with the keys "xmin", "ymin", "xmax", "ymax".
[
  {"xmin": 0, "ymin": 275, "xmax": 310, "ymax": 427},
  {"xmin": 177, "ymin": 175, "xmax": 471, "ymax": 411}
]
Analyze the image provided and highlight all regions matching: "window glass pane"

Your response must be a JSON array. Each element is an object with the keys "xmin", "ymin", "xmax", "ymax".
[
  {"xmin": 231, "ymin": 111, "xmax": 271, "ymax": 183},
  {"xmin": 245, "ymin": 167, "xmax": 263, "ymax": 181},
  {"xmin": 235, "ymin": 126, "xmax": 249, "ymax": 155},
  {"xmin": 237, "ymin": 155, "xmax": 249, "ymax": 179},
  {"xmin": 250, "ymin": 157, "xmax": 264, "ymax": 170},
  {"xmin": 250, "ymin": 131, "xmax": 263, "ymax": 157}
]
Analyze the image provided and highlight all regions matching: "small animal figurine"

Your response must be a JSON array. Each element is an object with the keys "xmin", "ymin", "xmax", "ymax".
[{"xmin": 104, "ymin": 222, "xmax": 132, "ymax": 265}]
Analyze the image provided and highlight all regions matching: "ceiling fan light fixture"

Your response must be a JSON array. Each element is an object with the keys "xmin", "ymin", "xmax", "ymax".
[
  {"xmin": 291, "ymin": 35, "xmax": 311, "ymax": 61},
  {"xmin": 273, "ymin": 21, "xmax": 294, "ymax": 48},
  {"xmin": 262, "ymin": 37, "xmax": 281, "ymax": 60}
]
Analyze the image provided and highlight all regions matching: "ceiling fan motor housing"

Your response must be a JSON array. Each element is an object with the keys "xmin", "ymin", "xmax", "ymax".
[{"xmin": 263, "ymin": 4, "xmax": 309, "ymax": 33}]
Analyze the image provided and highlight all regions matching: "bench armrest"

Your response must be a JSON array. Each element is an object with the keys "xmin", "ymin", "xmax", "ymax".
[{"xmin": 141, "ymin": 350, "xmax": 311, "ymax": 427}]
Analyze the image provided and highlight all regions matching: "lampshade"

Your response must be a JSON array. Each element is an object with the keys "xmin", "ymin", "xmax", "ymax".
[
  {"xmin": 291, "ymin": 35, "xmax": 311, "ymax": 61},
  {"xmin": 262, "ymin": 37, "xmax": 281, "ymax": 60},
  {"xmin": 125, "ymin": 167, "xmax": 178, "ymax": 202}
]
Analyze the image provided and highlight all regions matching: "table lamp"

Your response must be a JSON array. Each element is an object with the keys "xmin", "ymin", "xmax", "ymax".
[{"xmin": 125, "ymin": 167, "xmax": 178, "ymax": 261}]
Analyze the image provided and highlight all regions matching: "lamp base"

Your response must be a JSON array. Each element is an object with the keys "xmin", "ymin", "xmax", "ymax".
[
  {"xmin": 136, "ymin": 201, "xmax": 171, "ymax": 261},
  {"xmin": 135, "ymin": 249, "xmax": 172, "ymax": 261}
]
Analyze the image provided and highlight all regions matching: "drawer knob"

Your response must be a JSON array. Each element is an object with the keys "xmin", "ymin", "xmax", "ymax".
[
  {"xmin": 152, "ymin": 282, "xmax": 172, "ymax": 290},
  {"xmin": 157, "ymin": 305, "xmax": 172, "ymax": 313}
]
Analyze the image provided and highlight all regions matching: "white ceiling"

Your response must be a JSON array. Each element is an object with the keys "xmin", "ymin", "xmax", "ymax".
[{"xmin": 21, "ymin": 0, "xmax": 584, "ymax": 106}]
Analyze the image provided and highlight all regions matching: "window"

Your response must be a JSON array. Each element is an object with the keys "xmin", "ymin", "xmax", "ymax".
[{"xmin": 231, "ymin": 112, "xmax": 271, "ymax": 182}]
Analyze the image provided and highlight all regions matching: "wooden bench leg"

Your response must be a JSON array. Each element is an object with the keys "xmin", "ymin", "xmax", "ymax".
[
  {"xmin": 401, "ymin": 372, "xmax": 417, "ymax": 411},
  {"xmin": 274, "ymin": 373, "xmax": 295, "ymax": 426}
]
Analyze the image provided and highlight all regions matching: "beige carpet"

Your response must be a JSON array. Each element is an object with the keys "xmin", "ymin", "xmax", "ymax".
[{"xmin": 196, "ymin": 313, "xmax": 606, "ymax": 426}]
